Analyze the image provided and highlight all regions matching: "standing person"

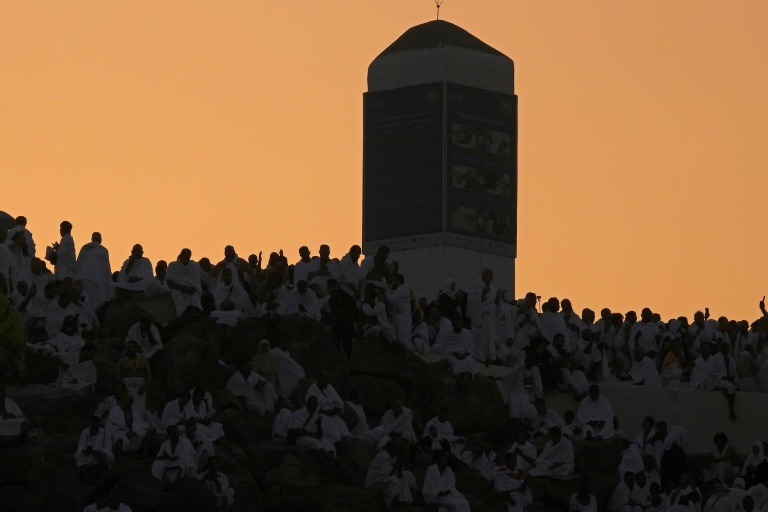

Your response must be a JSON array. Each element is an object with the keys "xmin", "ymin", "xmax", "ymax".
[
  {"xmin": 338, "ymin": 245, "xmax": 362, "ymax": 298},
  {"xmin": 7, "ymin": 216, "xmax": 36, "ymax": 268},
  {"xmin": 387, "ymin": 274, "xmax": 412, "ymax": 350},
  {"xmin": 467, "ymin": 268, "xmax": 501, "ymax": 363},
  {"xmin": 52, "ymin": 221, "xmax": 76, "ymax": 280},
  {"xmin": 75, "ymin": 232, "xmax": 113, "ymax": 311}
]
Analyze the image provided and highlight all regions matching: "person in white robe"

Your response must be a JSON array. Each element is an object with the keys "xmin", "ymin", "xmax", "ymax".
[
  {"xmin": 610, "ymin": 471, "xmax": 643, "ymax": 512},
  {"xmin": 569, "ymin": 480, "xmax": 598, "ymax": 512},
  {"xmin": 461, "ymin": 444, "xmax": 497, "ymax": 481},
  {"xmin": 115, "ymin": 341, "xmax": 152, "ymax": 413},
  {"xmin": 361, "ymin": 284, "xmax": 396, "ymax": 343},
  {"xmin": 691, "ymin": 342, "xmax": 738, "ymax": 418},
  {"xmin": 211, "ymin": 268, "xmax": 254, "ymax": 326},
  {"xmin": 197, "ymin": 457, "xmax": 235, "ymax": 509},
  {"xmin": 467, "ymin": 268, "xmax": 500, "ymax": 363},
  {"xmin": 499, "ymin": 350, "xmax": 532, "ymax": 419},
  {"xmin": 528, "ymin": 426, "xmax": 574, "ymax": 477},
  {"xmin": 0, "ymin": 385, "xmax": 27, "ymax": 438},
  {"xmin": 703, "ymin": 432, "xmax": 739, "ymax": 486},
  {"xmin": 386, "ymin": 274, "xmax": 412, "ymax": 349},
  {"xmin": 508, "ymin": 430, "xmax": 538, "ymax": 473},
  {"xmin": 184, "ymin": 387, "xmax": 224, "ymax": 443},
  {"xmin": 288, "ymin": 396, "xmax": 336, "ymax": 456},
  {"xmin": 378, "ymin": 400, "xmax": 417, "ymax": 448},
  {"xmin": 422, "ymin": 408, "xmax": 465, "ymax": 458},
  {"xmin": 74, "ymin": 232, "xmax": 113, "ymax": 311},
  {"xmin": 628, "ymin": 348, "xmax": 662, "ymax": 387},
  {"xmin": 494, "ymin": 451, "xmax": 533, "ymax": 512},
  {"xmin": 422, "ymin": 452, "xmax": 471, "ymax": 512},
  {"xmin": 7, "ymin": 216, "xmax": 36, "ymax": 268},
  {"xmin": 576, "ymin": 385, "xmax": 616, "ymax": 439},
  {"xmin": 166, "ymin": 249, "xmax": 203, "ymax": 316},
  {"xmin": 107, "ymin": 395, "xmax": 153, "ymax": 455},
  {"xmin": 337, "ymin": 245, "xmax": 362, "ymax": 298},
  {"xmin": 669, "ymin": 472, "xmax": 703, "ymax": 512},
  {"xmin": 75, "ymin": 415, "xmax": 114, "ymax": 471},
  {"xmin": 270, "ymin": 345, "xmax": 305, "ymax": 399},
  {"xmin": 345, "ymin": 391, "xmax": 382, "ymax": 446},
  {"xmin": 151, "ymin": 425, "xmax": 197, "ymax": 485},
  {"xmin": 540, "ymin": 298, "xmax": 570, "ymax": 346},
  {"xmin": 276, "ymin": 280, "xmax": 321, "ymax": 321},
  {"xmin": 115, "ymin": 244, "xmax": 156, "ymax": 293},
  {"xmin": 435, "ymin": 317, "xmax": 477, "ymax": 377},
  {"xmin": 16, "ymin": 258, "xmax": 54, "ymax": 300},
  {"xmin": 211, "ymin": 245, "xmax": 250, "ymax": 288},
  {"xmin": 55, "ymin": 343, "xmax": 98, "ymax": 390},
  {"xmin": 225, "ymin": 362, "xmax": 277, "ymax": 416},
  {"xmin": 160, "ymin": 391, "xmax": 192, "ymax": 431},
  {"xmin": 514, "ymin": 293, "xmax": 542, "ymax": 351},
  {"xmin": 125, "ymin": 318, "xmax": 163, "ymax": 360},
  {"xmin": 525, "ymin": 398, "xmax": 566, "ymax": 438},
  {"xmin": 52, "ymin": 221, "xmax": 76, "ymax": 280},
  {"xmin": 292, "ymin": 246, "xmax": 314, "ymax": 286},
  {"xmin": 628, "ymin": 309, "xmax": 661, "ymax": 362},
  {"xmin": 306, "ymin": 244, "xmax": 340, "ymax": 296},
  {"xmin": 365, "ymin": 442, "xmax": 416, "ymax": 506},
  {"xmin": 305, "ymin": 373, "xmax": 350, "ymax": 443}
]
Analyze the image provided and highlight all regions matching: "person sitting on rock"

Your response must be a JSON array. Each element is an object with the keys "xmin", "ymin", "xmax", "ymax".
[
  {"xmin": 378, "ymin": 399, "xmax": 417, "ymax": 449},
  {"xmin": 107, "ymin": 394, "xmax": 154, "ymax": 458},
  {"xmin": 124, "ymin": 317, "xmax": 163, "ymax": 360},
  {"xmin": 197, "ymin": 456, "xmax": 235, "ymax": 509},
  {"xmin": 0, "ymin": 384, "xmax": 27, "ymax": 444},
  {"xmin": 151, "ymin": 424, "xmax": 197, "ymax": 487},
  {"xmin": 115, "ymin": 340, "xmax": 152, "ymax": 412},
  {"xmin": 182, "ymin": 418, "xmax": 214, "ymax": 472},
  {"xmin": 527, "ymin": 426, "xmax": 574, "ymax": 477},
  {"xmin": 361, "ymin": 283, "xmax": 396, "ymax": 344},
  {"xmin": 159, "ymin": 390, "xmax": 193, "ymax": 431},
  {"xmin": 75, "ymin": 415, "xmax": 114, "ymax": 482},
  {"xmin": 54, "ymin": 342, "xmax": 97, "ymax": 390},
  {"xmin": 288, "ymin": 395, "xmax": 336, "ymax": 457},
  {"xmin": 576, "ymin": 384, "xmax": 616, "ymax": 440},
  {"xmin": 305, "ymin": 372, "xmax": 351, "ymax": 444},
  {"xmin": 422, "ymin": 450, "xmax": 471, "ymax": 512},
  {"xmin": 365, "ymin": 441, "xmax": 416, "ymax": 507},
  {"xmin": 94, "ymin": 382, "xmax": 128, "ymax": 425},
  {"xmin": 225, "ymin": 360, "xmax": 278, "ymax": 416},
  {"xmin": 422, "ymin": 407, "xmax": 465, "ymax": 459},
  {"xmin": 494, "ymin": 451, "xmax": 533, "ymax": 511}
]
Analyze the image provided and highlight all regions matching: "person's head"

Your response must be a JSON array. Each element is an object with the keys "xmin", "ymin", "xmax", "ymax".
[
  {"xmin": 534, "ymin": 398, "xmax": 547, "ymax": 415},
  {"xmin": 547, "ymin": 297, "xmax": 560, "ymax": 313},
  {"xmin": 198, "ymin": 257, "xmax": 211, "ymax": 271},
  {"xmin": 714, "ymin": 432, "xmax": 728, "ymax": 450},
  {"xmin": 60, "ymin": 220, "xmax": 72, "ymax": 236},
  {"xmin": 678, "ymin": 471, "xmax": 692, "ymax": 488},
  {"xmin": 16, "ymin": 216, "xmax": 27, "ymax": 227},
  {"xmin": 125, "ymin": 340, "xmax": 139, "ymax": 357},
  {"xmin": 561, "ymin": 299, "xmax": 573, "ymax": 313},
  {"xmin": 179, "ymin": 248, "xmax": 192, "ymax": 265},
  {"xmin": 655, "ymin": 421, "xmax": 668, "ymax": 437},
  {"xmin": 349, "ymin": 245, "xmax": 361, "ymax": 262},
  {"xmin": 549, "ymin": 426, "xmax": 562, "ymax": 443},
  {"xmin": 720, "ymin": 341, "xmax": 731, "ymax": 355},
  {"xmin": 191, "ymin": 387, "xmax": 205, "ymax": 406},
  {"xmin": 298, "ymin": 246, "xmax": 310, "ymax": 261},
  {"xmin": 222, "ymin": 268, "xmax": 233, "ymax": 285},
  {"xmin": 524, "ymin": 292, "xmax": 537, "ymax": 308},
  {"xmin": 296, "ymin": 280, "xmax": 308, "ymax": 295},
  {"xmin": 588, "ymin": 384, "xmax": 600, "ymax": 401},
  {"xmin": 515, "ymin": 429, "xmax": 527, "ymax": 444},
  {"xmin": 451, "ymin": 316, "xmax": 463, "ymax": 333},
  {"xmin": 131, "ymin": 244, "xmax": 144, "ymax": 259},
  {"xmin": 436, "ymin": 450, "xmax": 450, "ymax": 470},
  {"xmin": 224, "ymin": 245, "xmax": 236, "ymax": 260},
  {"xmin": 601, "ymin": 308, "xmax": 612, "ymax": 321},
  {"xmin": 155, "ymin": 260, "xmax": 167, "ymax": 278},
  {"xmin": 694, "ymin": 310, "xmax": 705, "ymax": 325},
  {"xmin": 89, "ymin": 415, "xmax": 101, "ymax": 434},
  {"xmin": 623, "ymin": 471, "xmax": 636, "ymax": 488},
  {"xmin": 166, "ymin": 424, "xmax": 180, "ymax": 440},
  {"xmin": 717, "ymin": 316, "xmax": 729, "ymax": 331},
  {"xmin": 744, "ymin": 495, "xmax": 756, "ymax": 512},
  {"xmin": 481, "ymin": 268, "xmax": 493, "ymax": 285},
  {"xmin": 305, "ymin": 395, "xmax": 319, "ymax": 413},
  {"xmin": 642, "ymin": 416, "xmax": 655, "ymax": 432},
  {"xmin": 700, "ymin": 342, "xmax": 712, "ymax": 357},
  {"xmin": 375, "ymin": 245, "xmax": 390, "ymax": 261},
  {"xmin": 641, "ymin": 308, "xmax": 653, "ymax": 323},
  {"xmin": 626, "ymin": 310, "xmax": 637, "ymax": 323},
  {"xmin": 582, "ymin": 308, "xmax": 595, "ymax": 324},
  {"xmin": 635, "ymin": 472, "xmax": 647, "ymax": 488},
  {"xmin": 91, "ymin": 232, "xmax": 102, "ymax": 244},
  {"xmin": 319, "ymin": 244, "xmax": 330, "ymax": 259},
  {"xmin": 30, "ymin": 257, "xmax": 44, "ymax": 275},
  {"xmin": 184, "ymin": 417, "xmax": 197, "ymax": 437}
]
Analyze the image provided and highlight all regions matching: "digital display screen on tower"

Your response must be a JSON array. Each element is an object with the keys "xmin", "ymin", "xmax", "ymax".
[
  {"xmin": 363, "ymin": 83, "xmax": 444, "ymax": 251},
  {"xmin": 445, "ymin": 83, "xmax": 517, "ymax": 256}
]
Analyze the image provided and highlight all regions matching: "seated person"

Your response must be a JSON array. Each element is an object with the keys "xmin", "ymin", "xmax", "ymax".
[
  {"xmin": 210, "ymin": 268, "xmax": 254, "ymax": 326},
  {"xmin": 576, "ymin": 384, "xmax": 616, "ymax": 439},
  {"xmin": 197, "ymin": 456, "xmax": 235, "ymax": 509},
  {"xmin": 277, "ymin": 280, "xmax": 321, "ymax": 321},
  {"xmin": 115, "ymin": 244, "xmax": 158, "ymax": 294},
  {"xmin": 54, "ymin": 342, "xmax": 97, "ymax": 390},
  {"xmin": 422, "ymin": 451, "xmax": 471, "ymax": 512},
  {"xmin": 378, "ymin": 399, "xmax": 417, "ymax": 449},
  {"xmin": 75, "ymin": 415, "xmax": 114, "ymax": 480},
  {"xmin": 422, "ymin": 407, "xmax": 465, "ymax": 458},
  {"xmin": 151, "ymin": 425, "xmax": 197, "ymax": 486},
  {"xmin": 225, "ymin": 360, "xmax": 277, "ymax": 416},
  {"xmin": 125, "ymin": 317, "xmax": 163, "ymax": 360},
  {"xmin": 107, "ymin": 395, "xmax": 154, "ymax": 456},
  {"xmin": 166, "ymin": 249, "xmax": 203, "ymax": 316},
  {"xmin": 182, "ymin": 418, "xmax": 214, "ymax": 472},
  {"xmin": 288, "ymin": 396, "xmax": 336, "ymax": 457},
  {"xmin": 365, "ymin": 441, "xmax": 416, "ymax": 506},
  {"xmin": 305, "ymin": 372, "xmax": 350, "ymax": 443},
  {"xmin": 528, "ymin": 426, "xmax": 574, "ymax": 477},
  {"xmin": 183, "ymin": 387, "xmax": 224, "ymax": 442}
]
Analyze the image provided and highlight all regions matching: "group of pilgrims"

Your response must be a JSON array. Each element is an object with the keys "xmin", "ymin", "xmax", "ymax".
[{"xmin": 1, "ymin": 216, "xmax": 768, "ymax": 511}]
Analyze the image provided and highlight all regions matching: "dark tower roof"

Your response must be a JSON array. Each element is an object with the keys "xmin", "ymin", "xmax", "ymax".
[{"xmin": 374, "ymin": 20, "xmax": 510, "ymax": 60}]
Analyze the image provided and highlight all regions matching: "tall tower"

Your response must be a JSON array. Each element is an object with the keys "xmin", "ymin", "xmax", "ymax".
[{"xmin": 363, "ymin": 20, "xmax": 517, "ymax": 296}]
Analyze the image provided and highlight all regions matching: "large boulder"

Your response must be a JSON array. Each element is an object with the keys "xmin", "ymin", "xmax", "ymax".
[
  {"xmin": 101, "ymin": 295, "xmax": 176, "ymax": 340},
  {"xmin": 279, "ymin": 316, "xmax": 349, "ymax": 382},
  {"xmin": 151, "ymin": 326, "xmax": 222, "ymax": 398},
  {"xmin": 342, "ymin": 375, "xmax": 406, "ymax": 417},
  {"xmin": 429, "ymin": 374, "xmax": 507, "ymax": 436}
]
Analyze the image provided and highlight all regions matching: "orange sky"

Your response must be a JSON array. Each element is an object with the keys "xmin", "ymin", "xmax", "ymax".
[{"xmin": 2, "ymin": 1, "xmax": 767, "ymax": 322}]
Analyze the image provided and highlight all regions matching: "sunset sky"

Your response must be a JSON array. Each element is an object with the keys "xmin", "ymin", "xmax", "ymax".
[{"xmin": 2, "ymin": 1, "xmax": 767, "ymax": 322}]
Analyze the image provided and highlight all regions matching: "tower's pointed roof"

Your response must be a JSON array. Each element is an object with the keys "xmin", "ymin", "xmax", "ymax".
[{"xmin": 374, "ymin": 20, "xmax": 510, "ymax": 61}]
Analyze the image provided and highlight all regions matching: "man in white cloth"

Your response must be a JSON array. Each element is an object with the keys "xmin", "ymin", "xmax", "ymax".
[
  {"xmin": 386, "ymin": 273, "xmax": 412, "ymax": 349},
  {"xmin": 361, "ymin": 284, "xmax": 396, "ymax": 343},
  {"xmin": 52, "ymin": 220, "xmax": 76, "ymax": 280},
  {"xmin": 225, "ymin": 360, "xmax": 277, "ymax": 416},
  {"xmin": 16, "ymin": 257, "xmax": 54, "ymax": 298},
  {"xmin": 628, "ymin": 308, "xmax": 661, "ymax": 364},
  {"xmin": 55, "ymin": 342, "xmax": 98, "ymax": 390},
  {"xmin": 211, "ymin": 245, "xmax": 250, "ymax": 287},
  {"xmin": 495, "ymin": 451, "xmax": 533, "ymax": 511},
  {"xmin": 305, "ymin": 372, "xmax": 350, "ymax": 443},
  {"xmin": 365, "ymin": 441, "xmax": 416, "ymax": 506},
  {"xmin": 379, "ymin": 399, "xmax": 417, "ymax": 448},
  {"xmin": 628, "ymin": 347, "xmax": 663, "ymax": 387},
  {"xmin": 528, "ymin": 426, "xmax": 574, "ymax": 477},
  {"xmin": 422, "ymin": 407, "xmax": 465, "ymax": 458},
  {"xmin": 183, "ymin": 389, "xmax": 224, "ymax": 445},
  {"xmin": 525, "ymin": 398, "xmax": 566, "ymax": 438},
  {"xmin": 610, "ymin": 471, "xmax": 643, "ymax": 512},
  {"xmin": 166, "ymin": 248, "xmax": 203, "ymax": 316},
  {"xmin": 197, "ymin": 456, "xmax": 235, "ymax": 509},
  {"xmin": 0, "ymin": 384, "xmax": 27, "ymax": 440},
  {"xmin": 75, "ymin": 415, "xmax": 114, "ymax": 477},
  {"xmin": 422, "ymin": 451, "xmax": 471, "ymax": 512},
  {"xmin": 7, "ymin": 216, "xmax": 36, "ymax": 268},
  {"xmin": 276, "ymin": 280, "xmax": 321, "ymax": 321},
  {"xmin": 467, "ymin": 268, "xmax": 501, "ymax": 363},
  {"xmin": 151, "ymin": 425, "xmax": 197, "ymax": 486},
  {"xmin": 74, "ymin": 232, "xmax": 113, "ymax": 311},
  {"xmin": 289, "ymin": 395, "xmax": 337, "ymax": 457},
  {"xmin": 211, "ymin": 268, "xmax": 254, "ymax": 326},
  {"xmin": 691, "ymin": 342, "xmax": 738, "ymax": 419},
  {"xmin": 576, "ymin": 384, "xmax": 616, "ymax": 439},
  {"xmin": 115, "ymin": 244, "xmax": 155, "ymax": 293},
  {"xmin": 338, "ymin": 245, "xmax": 362, "ymax": 298},
  {"xmin": 292, "ymin": 246, "xmax": 313, "ymax": 286},
  {"xmin": 435, "ymin": 316, "xmax": 477, "ymax": 379},
  {"xmin": 125, "ymin": 317, "xmax": 163, "ymax": 360},
  {"xmin": 115, "ymin": 340, "xmax": 152, "ymax": 412},
  {"xmin": 539, "ymin": 297, "xmax": 570, "ymax": 347},
  {"xmin": 107, "ymin": 395, "xmax": 153, "ymax": 456},
  {"xmin": 306, "ymin": 244, "xmax": 340, "ymax": 296}
]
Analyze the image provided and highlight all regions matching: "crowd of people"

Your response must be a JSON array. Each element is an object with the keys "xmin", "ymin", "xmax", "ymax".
[{"xmin": 1, "ymin": 215, "xmax": 768, "ymax": 511}]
